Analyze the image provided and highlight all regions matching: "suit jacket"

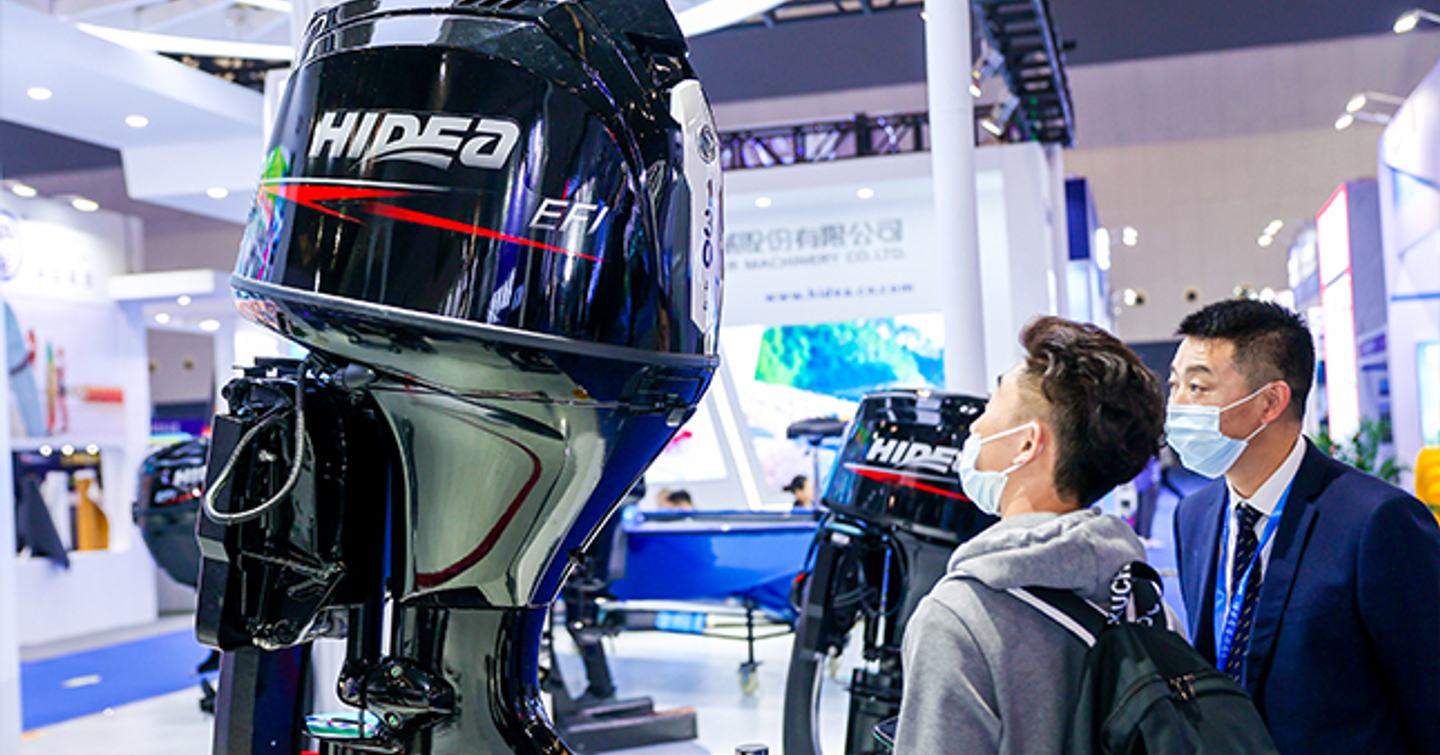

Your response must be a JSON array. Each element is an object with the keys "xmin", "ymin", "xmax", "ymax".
[{"xmin": 1174, "ymin": 439, "xmax": 1440, "ymax": 755}]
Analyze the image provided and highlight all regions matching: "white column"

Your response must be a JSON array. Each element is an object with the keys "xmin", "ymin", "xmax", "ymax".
[
  {"xmin": 0, "ymin": 298, "xmax": 22, "ymax": 747},
  {"xmin": 213, "ymin": 320, "xmax": 238, "ymax": 409},
  {"xmin": 925, "ymin": 0, "xmax": 989, "ymax": 395}
]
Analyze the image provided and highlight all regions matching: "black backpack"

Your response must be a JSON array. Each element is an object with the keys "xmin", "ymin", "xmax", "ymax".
[{"xmin": 1014, "ymin": 562, "xmax": 1279, "ymax": 755}]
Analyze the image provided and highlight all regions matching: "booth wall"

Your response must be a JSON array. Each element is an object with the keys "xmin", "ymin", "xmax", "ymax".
[
  {"xmin": 0, "ymin": 296, "xmax": 18, "ymax": 755},
  {"xmin": 1379, "ymin": 56, "xmax": 1440, "ymax": 481},
  {"xmin": 0, "ymin": 193, "xmax": 158, "ymax": 646}
]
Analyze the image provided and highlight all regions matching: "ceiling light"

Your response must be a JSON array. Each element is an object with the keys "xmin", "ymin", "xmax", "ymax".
[
  {"xmin": 1346, "ymin": 94, "xmax": 1367, "ymax": 114},
  {"xmin": 206, "ymin": 187, "xmax": 230, "ymax": 200},
  {"xmin": 1259, "ymin": 287, "xmax": 1277, "ymax": 302},
  {"xmin": 124, "ymin": 114, "xmax": 149, "ymax": 128},
  {"xmin": 154, "ymin": 312, "xmax": 172, "ymax": 325},
  {"xmin": 70, "ymin": 196, "xmax": 99, "ymax": 213},
  {"xmin": 979, "ymin": 118, "xmax": 1004, "ymax": 137},
  {"xmin": 969, "ymin": 83, "xmax": 982, "ymax": 98},
  {"xmin": 754, "ymin": 196, "xmax": 772, "ymax": 209},
  {"xmin": 26, "ymin": 87, "xmax": 53, "ymax": 101},
  {"xmin": 85, "ymin": 444, "xmax": 100, "ymax": 455},
  {"xmin": 1121, "ymin": 226, "xmax": 1139, "ymax": 247},
  {"xmin": 856, "ymin": 187, "xmax": 876, "ymax": 200},
  {"xmin": 60, "ymin": 444, "xmax": 75, "ymax": 456},
  {"xmin": 1258, "ymin": 234, "xmax": 1275, "ymax": 248},
  {"xmin": 198, "ymin": 319, "xmax": 222, "ymax": 332},
  {"xmin": 1393, "ymin": 9, "xmax": 1439, "ymax": 33},
  {"xmin": 1335, "ymin": 113, "xmax": 1355, "ymax": 130},
  {"xmin": 176, "ymin": 295, "xmax": 192, "ymax": 306},
  {"xmin": 1265, "ymin": 219, "xmax": 1284, "ymax": 235},
  {"xmin": 236, "ymin": 0, "xmax": 293, "ymax": 10},
  {"xmin": 1121, "ymin": 288, "xmax": 1140, "ymax": 307},
  {"xmin": 8, "ymin": 182, "xmax": 38, "ymax": 199}
]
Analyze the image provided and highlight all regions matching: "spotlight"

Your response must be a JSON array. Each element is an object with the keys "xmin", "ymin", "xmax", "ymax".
[
  {"xmin": 754, "ymin": 196, "xmax": 772, "ymax": 209},
  {"xmin": 70, "ymin": 196, "xmax": 100, "ymax": 212},
  {"xmin": 7, "ymin": 181, "xmax": 38, "ymax": 199},
  {"xmin": 177, "ymin": 295, "xmax": 192, "ymax": 306},
  {"xmin": 1258, "ymin": 234, "xmax": 1275, "ymax": 248},
  {"xmin": 1121, "ymin": 226, "xmax": 1139, "ymax": 247},
  {"xmin": 206, "ymin": 187, "xmax": 229, "ymax": 200},
  {"xmin": 26, "ymin": 87, "xmax": 53, "ymax": 101},
  {"xmin": 1345, "ymin": 91, "xmax": 1404, "ymax": 115},
  {"xmin": 1264, "ymin": 219, "xmax": 1284, "ymax": 235},
  {"xmin": 856, "ymin": 187, "xmax": 876, "ymax": 200},
  {"xmin": 1394, "ymin": 9, "xmax": 1440, "ymax": 33},
  {"xmin": 1335, "ymin": 111, "xmax": 1391, "ymax": 130},
  {"xmin": 154, "ymin": 312, "xmax": 172, "ymax": 325},
  {"xmin": 124, "ymin": 114, "xmax": 149, "ymax": 128},
  {"xmin": 85, "ymin": 444, "xmax": 100, "ymax": 455},
  {"xmin": 199, "ymin": 318, "xmax": 222, "ymax": 332},
  {"xmin": 969, "ymin": 83, "xmax": 982, "ymax": 98},
  {"xmin": 979, "ymin": 118, "xmax": 1004, "ymax": 137}
]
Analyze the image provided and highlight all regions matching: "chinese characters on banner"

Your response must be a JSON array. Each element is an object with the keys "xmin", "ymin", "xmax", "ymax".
[{"xmin": 722, "ymin": 208, "xmax": 940, "ymax": 327}]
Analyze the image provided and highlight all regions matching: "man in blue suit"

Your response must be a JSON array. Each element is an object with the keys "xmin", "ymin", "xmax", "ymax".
[{"xmin": 1169, "ymin": 300, "xmax": 1440, "ymax": 754}]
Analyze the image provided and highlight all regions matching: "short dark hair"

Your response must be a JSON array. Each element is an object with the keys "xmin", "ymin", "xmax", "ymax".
[
  {"xmin": 1176, "ymin": 300, "xmax": 1314, "ymax": 422},
  {"xmin": 784, "ymin": 475, "xmax": 808, "ymax": 493},
  {"xmin": 1020, "ymin": 316, "xmax": 1165, "ymax": 506},
  {"xmin": 666, "ymin": 490, "xmax": 692, "ymax": 505}
]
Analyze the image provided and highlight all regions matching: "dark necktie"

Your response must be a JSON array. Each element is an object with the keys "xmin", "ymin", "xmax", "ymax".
[{"xmin": 1224, "ymin": 502, "xmax": 1265, "ymax": 682}]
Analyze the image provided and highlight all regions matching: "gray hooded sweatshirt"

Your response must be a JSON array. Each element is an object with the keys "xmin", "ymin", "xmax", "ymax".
[{"xmin": 894, "ymin": 508, "xmax": 1160, "ymax": 754}]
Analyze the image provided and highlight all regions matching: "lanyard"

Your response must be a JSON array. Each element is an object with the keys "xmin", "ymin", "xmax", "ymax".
[{"xmin": 1212, "ymin": 480, "xmax": 1293, "ymax": 672}]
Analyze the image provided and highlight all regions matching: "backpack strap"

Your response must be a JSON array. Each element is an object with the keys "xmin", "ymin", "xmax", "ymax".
[
  {"xmin": 1007, "ymin": 586, "xmax": 1108, "ymax": 647},
  {"xmin": 1105, "ymin": 561, "xmax": 1169, "ymax": 629}
]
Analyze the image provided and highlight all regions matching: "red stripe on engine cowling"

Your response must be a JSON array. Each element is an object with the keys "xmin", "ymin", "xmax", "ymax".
[{"xmin": 850, "ymin": 466, "xmax": 973, "ymax": 503}]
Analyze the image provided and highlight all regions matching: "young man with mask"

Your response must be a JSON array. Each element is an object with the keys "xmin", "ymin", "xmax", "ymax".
[
  {"xmin": 1168, "ymin": 300, "xmax": 1439, "ymax": 754},
  {"xmin": 895, "ymin": 316, "xmax": 1168, "ymax": 754}
]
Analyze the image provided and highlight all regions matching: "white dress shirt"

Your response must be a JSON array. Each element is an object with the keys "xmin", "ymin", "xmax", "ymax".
[{"xmin": 1222, "ymin": 434, "xmax": 1306, "ymax": 599}]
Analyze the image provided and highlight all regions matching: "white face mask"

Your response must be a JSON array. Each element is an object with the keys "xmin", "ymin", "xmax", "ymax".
[
  {"xmin": 958, "ymin": 421, "xmax": 1038, "ymax": 517},
  {"xmin": 1164, "ymin": 384, "xmax": 1274, "ymax": 478}
]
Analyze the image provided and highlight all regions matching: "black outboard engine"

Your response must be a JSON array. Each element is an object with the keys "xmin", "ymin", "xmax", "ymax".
[
  {"xmin": 783, "ymin": 390, "xmax": 994, "ymax": 755},
  {"xmin": 194, "ymin": 1, "xmax": 722, "ymax": 752},
  {"xmin": 134, "ymin": 437, "xmax": 210, "ymax": 588}
]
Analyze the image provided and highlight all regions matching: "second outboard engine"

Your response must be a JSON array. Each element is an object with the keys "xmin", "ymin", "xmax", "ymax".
[
  {"xmin": 195, "ymin": 1, "xmax": 722, "ymax": 752},
  {"xmin": 134, "ymin": 437, "xmax": 210, "ymax": 588},
  {"xmin": 783, "ymin": 390, "xmax": 994, "ymax": 755}
]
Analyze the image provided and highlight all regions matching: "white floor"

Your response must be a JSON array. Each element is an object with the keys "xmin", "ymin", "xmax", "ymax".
[{"xmin": 20, "ymin": 627, "xmax": 857, "ymax": 755}]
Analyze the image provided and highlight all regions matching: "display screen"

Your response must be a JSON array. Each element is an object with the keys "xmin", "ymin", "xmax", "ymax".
[{"xmin": 1419, "ymin": 341, "xmax": 1440, "ymax": 447}]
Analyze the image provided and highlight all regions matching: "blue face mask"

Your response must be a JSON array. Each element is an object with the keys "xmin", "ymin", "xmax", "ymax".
[
  {"xmin": 1164, "ymin": 384, "xmax": 1273, "ymax": 478},
  {"xmin": 958, "ymin": 421, "xmax": 1038, "ymax": 517}
]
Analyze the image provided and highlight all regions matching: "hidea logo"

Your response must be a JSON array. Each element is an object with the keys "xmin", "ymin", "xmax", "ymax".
[
  {"xmin": 308, "ymin": 110, "xmax": 521, "ymax": 170},
  {"xmin": 865, "ymin": 437, "xmax": 964, "ymax": 476}
]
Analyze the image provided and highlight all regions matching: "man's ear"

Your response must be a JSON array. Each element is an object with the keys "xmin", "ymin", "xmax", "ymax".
[
  {"xmin": 1012, "ymin": 421, "xmax": 1043, "ymax": 466},
  {"xmin": 1262, "ymin": 382, "xmax": 1293, "ymax": 424}
]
